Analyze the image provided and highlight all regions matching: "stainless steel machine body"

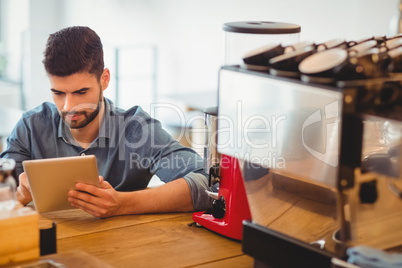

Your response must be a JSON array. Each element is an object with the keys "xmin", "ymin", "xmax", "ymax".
[{"xmin": 217, "ymin": 65, "xmax": 402, "ymax": 266}]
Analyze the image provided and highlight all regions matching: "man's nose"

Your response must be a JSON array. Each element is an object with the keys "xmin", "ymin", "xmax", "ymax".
[{"xmin": 63, "ymin": 94, "xmax": 76, "ymax": 112}]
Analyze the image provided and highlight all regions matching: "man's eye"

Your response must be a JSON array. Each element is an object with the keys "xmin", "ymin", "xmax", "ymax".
[
  {"xmin": 76, "ymin": 91, "xmax": 87, "ymax": 95},
  {"xmin": 53, "ymin": 92, "xmax": 64, "ymax": 96}
]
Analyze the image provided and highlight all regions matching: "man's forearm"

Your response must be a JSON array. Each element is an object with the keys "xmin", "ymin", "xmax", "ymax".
[{"xmin": 118, "ymin": 178, "xmax": 194, "ymax": 215}]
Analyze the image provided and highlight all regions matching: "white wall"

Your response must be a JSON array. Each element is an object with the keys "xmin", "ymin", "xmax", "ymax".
[
  {"xmin": 18, "ymin": 0, "xmax": 402, "ymax": 110},
  {"xmin": 61, "ymin": 0, "xmax": 399, "ymax": 95}
]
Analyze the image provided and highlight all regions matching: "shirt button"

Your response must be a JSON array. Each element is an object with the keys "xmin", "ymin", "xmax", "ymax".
[{"xmin": 80, "ymin": 153, "xmax": 86, "ymax": 156}]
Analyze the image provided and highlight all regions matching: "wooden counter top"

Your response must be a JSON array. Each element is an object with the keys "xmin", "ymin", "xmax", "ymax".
[{"xmin": 35, "ymin": 209, "xmax": 253, "ymax": 268}]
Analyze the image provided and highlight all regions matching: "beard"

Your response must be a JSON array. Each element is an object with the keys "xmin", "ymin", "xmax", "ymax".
[{"xmin": 61, "ymin": 95, "xmax": 103, "ymax": 129}]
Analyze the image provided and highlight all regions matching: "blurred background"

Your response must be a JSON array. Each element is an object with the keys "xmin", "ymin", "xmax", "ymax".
[{"xmin": 0, "ymin": 0, "xmax": 400, "ymax": 151}]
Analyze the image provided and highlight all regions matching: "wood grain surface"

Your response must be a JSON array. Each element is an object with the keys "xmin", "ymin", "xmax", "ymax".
[{"xmin": 37, "ymin": 210, "xmax": 254, "ymax": 268}]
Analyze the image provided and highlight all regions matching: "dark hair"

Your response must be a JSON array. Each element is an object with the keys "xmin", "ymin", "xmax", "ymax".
[{"xmin": 43, "ymin": 26, "xmax": 104, "ymax": 80}]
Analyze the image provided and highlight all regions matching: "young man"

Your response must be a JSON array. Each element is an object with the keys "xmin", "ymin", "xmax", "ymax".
[{"xmin": 0, "ymin": 26, "xmax": 212, "ymax": 218}]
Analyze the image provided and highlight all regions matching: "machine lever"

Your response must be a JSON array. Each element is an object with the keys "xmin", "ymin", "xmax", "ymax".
[{"xmin": 205, "ymin": 190, "xmax": 219, "ymax": 200}]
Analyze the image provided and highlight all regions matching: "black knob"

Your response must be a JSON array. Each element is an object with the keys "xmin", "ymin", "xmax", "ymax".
[
  {"xmin": 359, "ymin": 179, "xmax": 378, "ymax": 204},
  {"xmin": 211, "ymin": 196, "xmax": 226, "ymax": 219}
]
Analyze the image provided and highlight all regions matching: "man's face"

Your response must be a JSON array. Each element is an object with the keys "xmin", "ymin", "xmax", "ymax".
[{"xmin": 49, "ymin": 70, "xmax": 109, "ymax": 129}]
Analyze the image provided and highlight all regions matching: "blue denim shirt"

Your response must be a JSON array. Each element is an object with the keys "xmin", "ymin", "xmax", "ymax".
[{"xmin": 0, "ymin": 99, "xmax": 212, "ymax": 210}]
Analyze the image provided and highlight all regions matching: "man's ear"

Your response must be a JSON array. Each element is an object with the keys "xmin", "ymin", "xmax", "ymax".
[{"xmin": 100, "ymin": 68, "xmax": 110, "ymax": 90}]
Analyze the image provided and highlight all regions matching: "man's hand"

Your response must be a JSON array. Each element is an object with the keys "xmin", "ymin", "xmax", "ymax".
[
  {"xmin": 16, "ymin": 172, "xmax": 33, "ymax": 205},
  {"xmin": 68, "ymin": 176, "xmax": 194, "ymax": 218},
  {"xmin": 67, "ymin": 176, "xmax": 123, "ymax": 218}
]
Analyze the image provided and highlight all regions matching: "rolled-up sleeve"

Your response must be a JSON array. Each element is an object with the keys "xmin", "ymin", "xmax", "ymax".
[{"xmin": 183, "ymin": 172, "xmax": 215, "ymax": 211}]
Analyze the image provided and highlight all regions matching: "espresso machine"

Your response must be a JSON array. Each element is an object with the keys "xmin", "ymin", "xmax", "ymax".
[{"xmin": 217, "ymin": 35, "xmax": 402, "ymax": 267}]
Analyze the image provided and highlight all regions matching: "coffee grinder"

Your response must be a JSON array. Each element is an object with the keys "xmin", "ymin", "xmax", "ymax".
[
  {"xmin": 192, "ymin": 107, "xmax": 251, "ymax": 240},
  {"xmin": 192, "ymin": 22, "xmax": 301, "ymax": 240}
]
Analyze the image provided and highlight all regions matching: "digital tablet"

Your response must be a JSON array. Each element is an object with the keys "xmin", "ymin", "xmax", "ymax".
[{"xmin": 23, "ymin": 155, "xmax": 100, "ymax": 213}]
